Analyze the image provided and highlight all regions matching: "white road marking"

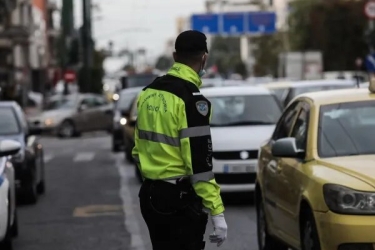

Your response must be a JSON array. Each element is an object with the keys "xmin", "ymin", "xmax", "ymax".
[
  {"xmin": 115, "ymin": 155, "xmax": 146, "ymax": 250},
  {"xmin": 44, "ymin": 154, "xmax": 54, "ymax": 163},
  {"xmin": 73, "ymin": 152, "xmax": 95, "ymax": 162}
]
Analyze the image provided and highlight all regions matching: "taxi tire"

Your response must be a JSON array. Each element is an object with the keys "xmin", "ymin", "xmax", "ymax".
[
  {"xmin": 257, "ymin": 201, "xmax": 288, "ymax": 250},
  {"xmin": 301, "ymin": 210, "xmax": 321, "ymax": 250}
]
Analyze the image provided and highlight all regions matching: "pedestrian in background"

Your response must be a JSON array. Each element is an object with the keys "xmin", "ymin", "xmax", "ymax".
[{"xmin": 132, "ymin": 30, "xmax": 228, "ymax": 250}]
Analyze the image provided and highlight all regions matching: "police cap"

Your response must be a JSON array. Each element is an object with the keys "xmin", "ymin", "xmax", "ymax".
[{"xmin": 175, "ymin": 30, "xmax": 208, "ymax": 54}]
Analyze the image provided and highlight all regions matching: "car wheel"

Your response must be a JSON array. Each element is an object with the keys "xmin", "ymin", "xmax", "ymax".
[
  {"xmin": 23, "ymin": 170, "xmax": 38, "ymax": 204},
  {"xmin": 58, "ymin": 120, "xmax": 76, "ymax": 138},
  {"xmin": 112, "ymin": 140, "xmax": 121, "ymax": 153},
  {"xmin": 37, "ymin": 153, "xmax": 46, "ymax": 195},
  {"xmin": 11, "ymin": 209, "xmax": 18, "ymax": 238},
  {"xmin": 301, "ymin": 210, "xmax": 321, "ymax": 250},
  {"xmin": 0, "ymin": 193, "xmax": 13, "ymax": 250},
  {"xmin": 125, "ymin": 148, "xmax": 134, "ymax": 163},
  {"xmin": 135, "ymin": 166, "xmax": 143, "ymax": 183},
  {"xmin": 257, "ymin": 200, "xmax": 288, "ymax": 250}
]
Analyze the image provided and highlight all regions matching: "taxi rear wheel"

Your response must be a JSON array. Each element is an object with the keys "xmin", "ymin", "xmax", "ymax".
[
  {"xmin": 301, "ymin": 210, "xmax": 321, "ymax": 250},
  {"xmin": 257, "ymin": 200, "xmax": 288, "ymax": 250}
]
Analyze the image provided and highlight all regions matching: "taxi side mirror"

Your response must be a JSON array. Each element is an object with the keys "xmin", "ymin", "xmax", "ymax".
[{"xmin": 272, "ymin": 138, "xmax": 305, "ymax": 158}]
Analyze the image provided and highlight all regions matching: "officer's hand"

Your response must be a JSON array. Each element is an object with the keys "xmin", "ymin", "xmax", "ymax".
[{"xmin": 209, "ymin": 213, "xmax": 227, "ymax": 247}]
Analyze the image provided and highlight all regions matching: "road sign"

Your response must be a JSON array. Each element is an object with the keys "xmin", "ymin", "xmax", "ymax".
[
  {"xmin": 365, "ymin": 53, "xmax": 375, "ymax": 72},
  {"xmin": 191, "ymin": 14, "xmax": 219, "ymax": 34},
  {"xmin": 64, "ymin": 70, "xmax": 76, "ymax": 82},
  {"xmin": 222, "ymin": 13, "xmax": 245, "ymax": 34},
  {"xmin": 190, "ymin": 11, "xmax": 276, "ymax": 35},
  {"xmin": 247, "ymin": 12, "xmax": 276, "ymax": 34},
  {"xmin": 365, "ymin": 1, "xmax": 375, "ymax": 19}
]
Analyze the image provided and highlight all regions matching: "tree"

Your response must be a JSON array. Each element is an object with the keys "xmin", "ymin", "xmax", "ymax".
[
  {"xmin": 288, "ymin": 0, "xmax": 368, "ymax": 71},
  {"xmin": 251, "ymin": 33, "xmax": 284, "ymax": 77},
  {"xmin": 209, "ymin": 36, "xmax": 247, "ymax": 78},
  {"xmin": 155, "ymin": 56, "xmax": 173, "ymax": 71}
]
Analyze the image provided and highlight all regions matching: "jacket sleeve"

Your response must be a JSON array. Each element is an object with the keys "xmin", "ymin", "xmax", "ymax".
[
  {"xmin": 131, "ymin": 98, "xmax": 141, "ymax": 172},
  {"xmin": 178, "ymin": 96, "xmax": 225, "ymax": 216}
]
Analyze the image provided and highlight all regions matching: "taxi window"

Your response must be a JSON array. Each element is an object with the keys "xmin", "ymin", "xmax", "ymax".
[
  {"xmin": 290, "ymin": 108, "xmax": 309, "ymax": 150},
  {"xmin": 318, "ymin": 100, "xmax": 375, "ymax": 158},
  {"xmin": 272, "ymin": 101, "xmax": 300, "ymax": 140}
]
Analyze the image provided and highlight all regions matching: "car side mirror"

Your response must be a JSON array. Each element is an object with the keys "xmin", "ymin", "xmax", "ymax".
[
  {"xmin": 0, "ymin": 140, "xmax": 21, "ymax": 157},
  {"xmin": 271, "ymin": 137, "xmax": 305, "ymax": 158},
  {"xmin": 78, "ymin": 104, "xmax": 88, "ymax": 112}
]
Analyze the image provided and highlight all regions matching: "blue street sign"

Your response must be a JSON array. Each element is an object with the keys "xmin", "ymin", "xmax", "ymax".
[
  {"xmin": 247, "ymin": 12, "xmax": 276, "ymax": 34},
  {"xmin": 222, "ymin": 13, "xmax": 245, "ymax": 34},
  {"xmin": 190, "ymin": 11, "xmax": 276, "ymax": 35},
  {"xmin": 365, "ymin": 53, "xmax": 375, "ymax": 72},
  {"xmin": 191, "ymin": 14, "xmax": 219, "ymax": 34}
]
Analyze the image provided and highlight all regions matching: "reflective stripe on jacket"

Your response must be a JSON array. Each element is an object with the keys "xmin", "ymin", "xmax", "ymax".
[{"xmin": 132, "ymin": 62, "xmax": 224, "ymax": 215}]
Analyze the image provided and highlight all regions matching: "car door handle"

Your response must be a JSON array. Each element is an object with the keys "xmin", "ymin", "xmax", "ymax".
[{"xmin": 267, "ymin": 160, "xmax": 282, "ymax": 174}]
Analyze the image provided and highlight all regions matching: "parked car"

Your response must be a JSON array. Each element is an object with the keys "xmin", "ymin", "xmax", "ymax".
[
  {"xmin": 0, "ymin": 140, "xmax": 21, "ymax": 249},
  {"xmin": 0, "ymin": 102, "xmax": 45, "ymax": 204},
  {"xmin": 27, "ymin": 93, "xmax": 113, "ymax": 138},
  {"xmin": 122, "ymin": 94, "xmax": 138, "ymax": 165},
  {"xmin": 201, "ymin": 86, "xmax": 282, "ymax": 193},
  {"xmin": 256, "ymin": 85, "xmax": 375, "ymax": 250},
  {"xmin": 261, "ymin": 79, "xmax": 356, "ymax": 108},
  {"xmin": 111, "ymin": 87, "xmax": 143, "ymax": 152}
]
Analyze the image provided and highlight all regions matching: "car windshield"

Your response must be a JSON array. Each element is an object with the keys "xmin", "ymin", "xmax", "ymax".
[
  {"xmin": 0, "ymin": 107, "xmax": 20, "ymax": 135},
  {"xmin": 209, "ymin": 95, "xmax": 282, "ymax": 127},
  {"xmin": 318, "ymin": 100, "xmax": 375, "ymax": 157},
  {"xmin": 271, "ymin": 88, "xmax": 288, "ymax": 101},
  {"xmin": 127, "ymin": 74, "xmax": 158, "ymax": 88},
  {"xmin": 44, "ymin": 97, "xmax": 76, "ymax": 110},
  {"xmin": 117, "ymin": 92, "xmax": 138, "ymax": 111}
]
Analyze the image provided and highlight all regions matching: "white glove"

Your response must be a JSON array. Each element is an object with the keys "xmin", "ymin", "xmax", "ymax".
[{"xmin": 209, "ymin": 213, "xmax": 227, "ymax": 247}]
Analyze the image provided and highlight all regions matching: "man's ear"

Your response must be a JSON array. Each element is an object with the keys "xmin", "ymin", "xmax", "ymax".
[{"xmin": 173, "ymin": 52, "xmax": 177, "ymax": 61}]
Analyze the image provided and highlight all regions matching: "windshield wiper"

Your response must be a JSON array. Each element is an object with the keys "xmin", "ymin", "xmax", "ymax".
[{"xmin": 211, "ymin": 121, "xmax": 275, "ymax": 127}]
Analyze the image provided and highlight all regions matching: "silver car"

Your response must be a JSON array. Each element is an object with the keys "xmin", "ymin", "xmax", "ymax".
[{"xmin": 28, "ymin": 94, "xmax": 113, "ymax": 138}]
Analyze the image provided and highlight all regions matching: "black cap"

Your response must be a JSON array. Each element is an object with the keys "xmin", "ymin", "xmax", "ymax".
[{"xmin": 175, "ymin": 30, "xmax": 208, "ymax": 54}]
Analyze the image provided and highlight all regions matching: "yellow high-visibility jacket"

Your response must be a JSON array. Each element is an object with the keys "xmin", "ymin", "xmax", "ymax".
[{"xmin": 132, "ymin": 62, "xmax": 224, "ymax": 216}]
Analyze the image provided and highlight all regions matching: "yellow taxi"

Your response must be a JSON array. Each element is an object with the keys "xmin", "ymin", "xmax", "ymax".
[{"xmin": 256, "ymin": 82, "xmax": 375, "ymax": 250}]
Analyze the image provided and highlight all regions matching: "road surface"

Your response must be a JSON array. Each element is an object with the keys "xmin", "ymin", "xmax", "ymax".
[{"xmin": 13, "ymin": 134, "xmax": 258, "ymax": 250}]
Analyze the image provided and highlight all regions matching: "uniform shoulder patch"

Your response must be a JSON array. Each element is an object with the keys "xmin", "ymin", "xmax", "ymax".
[{"xmin": 196, "ymin": 100, "xmax": 209, "ymax": 116}]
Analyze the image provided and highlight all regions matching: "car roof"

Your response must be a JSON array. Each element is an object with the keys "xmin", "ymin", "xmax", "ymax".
[
  {"xmin": 200, "ymin": 86, "xmax": 272, "ymax": 96},
  {"xmin": 296, "ymin": 87, "xmax": 375, "ymax": 105},
  {"xmin": 0, "ymin": 101, "xmax": 19, "ymax": 108},
  {"xmin": 261, "ymin": 79, "xmax": 355, "ymax": 89}
]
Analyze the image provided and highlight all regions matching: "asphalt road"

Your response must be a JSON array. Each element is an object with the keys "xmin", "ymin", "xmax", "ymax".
[{"xmin": 12, "ymin": 134, "xmax": 258, "ymax": 250}]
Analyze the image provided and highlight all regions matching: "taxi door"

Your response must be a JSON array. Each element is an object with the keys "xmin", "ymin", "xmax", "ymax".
[
  {"xmin": 275, "ymin": 101, "xmax": 311, "ymax": 245},
  {"xmin": 262, "ymin": 101, "xmax": 300, "ymax": 232}
]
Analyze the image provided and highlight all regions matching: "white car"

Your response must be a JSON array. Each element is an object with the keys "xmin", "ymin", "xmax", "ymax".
[
  {"xmin": 201, "ymin": 86, "xmax": 283, "ymax": 193},
  {"xmin": 0, "ymin": 140, "xmax": 20, "ymax": 249}
]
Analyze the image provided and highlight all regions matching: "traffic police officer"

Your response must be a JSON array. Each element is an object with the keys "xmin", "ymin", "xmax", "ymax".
[{"xmin": 132, "ymin": 30, "xmax": 227, "ymax": 250}]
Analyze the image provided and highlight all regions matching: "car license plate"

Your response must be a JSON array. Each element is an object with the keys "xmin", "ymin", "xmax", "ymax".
[{"xmin": 223, "ymin": 165, "xmax": 256, "ymax": 173}]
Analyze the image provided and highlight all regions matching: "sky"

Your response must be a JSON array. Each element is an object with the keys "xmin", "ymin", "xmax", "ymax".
[{"xmin": 56, "ymin": 0, "xmax": 205, "ymax": 63}]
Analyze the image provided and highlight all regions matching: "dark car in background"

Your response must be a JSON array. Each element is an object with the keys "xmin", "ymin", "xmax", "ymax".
[
  {"xmin": 0, "ymin": 102, "xmax": 45, "ymax": 204},
  {"xmin": 119, "ymin": 72, "xmax": 159, "ymax": 90},
  {"xmin": 112, "ymin": 87, "xmax": 143, "ymax": 152}
]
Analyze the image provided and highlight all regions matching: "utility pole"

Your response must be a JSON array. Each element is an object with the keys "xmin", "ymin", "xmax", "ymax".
[
  {"xmin": 82, "ymin": 0, "xmax": 93, "ymax": 93},
  {"xmin": 61, "ymin": 0, "xmax": 74, "ymax": 95}
]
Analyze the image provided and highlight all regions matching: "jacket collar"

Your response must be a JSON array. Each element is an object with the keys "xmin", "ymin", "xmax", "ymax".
[{"xmin": 167, "ymin": 62, "xmax": 202, "ymax": 88}]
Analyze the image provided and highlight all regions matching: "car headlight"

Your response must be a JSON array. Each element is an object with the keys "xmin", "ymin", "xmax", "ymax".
[
  {"xmin": 120, "ymin": 117, "xmax": 127, "ymax": 125},
  {"xmin": 323, "ymin": 184, "xmax": 375, "ymax": 215},
  {"xmin": 44, "ymin": 118, "xmax": 54, "ymax": 126}
]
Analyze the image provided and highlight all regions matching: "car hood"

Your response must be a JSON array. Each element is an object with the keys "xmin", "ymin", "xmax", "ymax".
[
  {"xmin": 211, "ymin": 125, "xmax": 275, "ymax": 151},
  {"xmin": 28, "ymin": 109, "xmax": 74, "ymax": 122},
  {"xmin": 0, "ymin": 134, "xmax": 25, "ymax": 148},
  {"xmin": 320, "ymin": 155, "xmax": 375, "ymax": 188}
]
